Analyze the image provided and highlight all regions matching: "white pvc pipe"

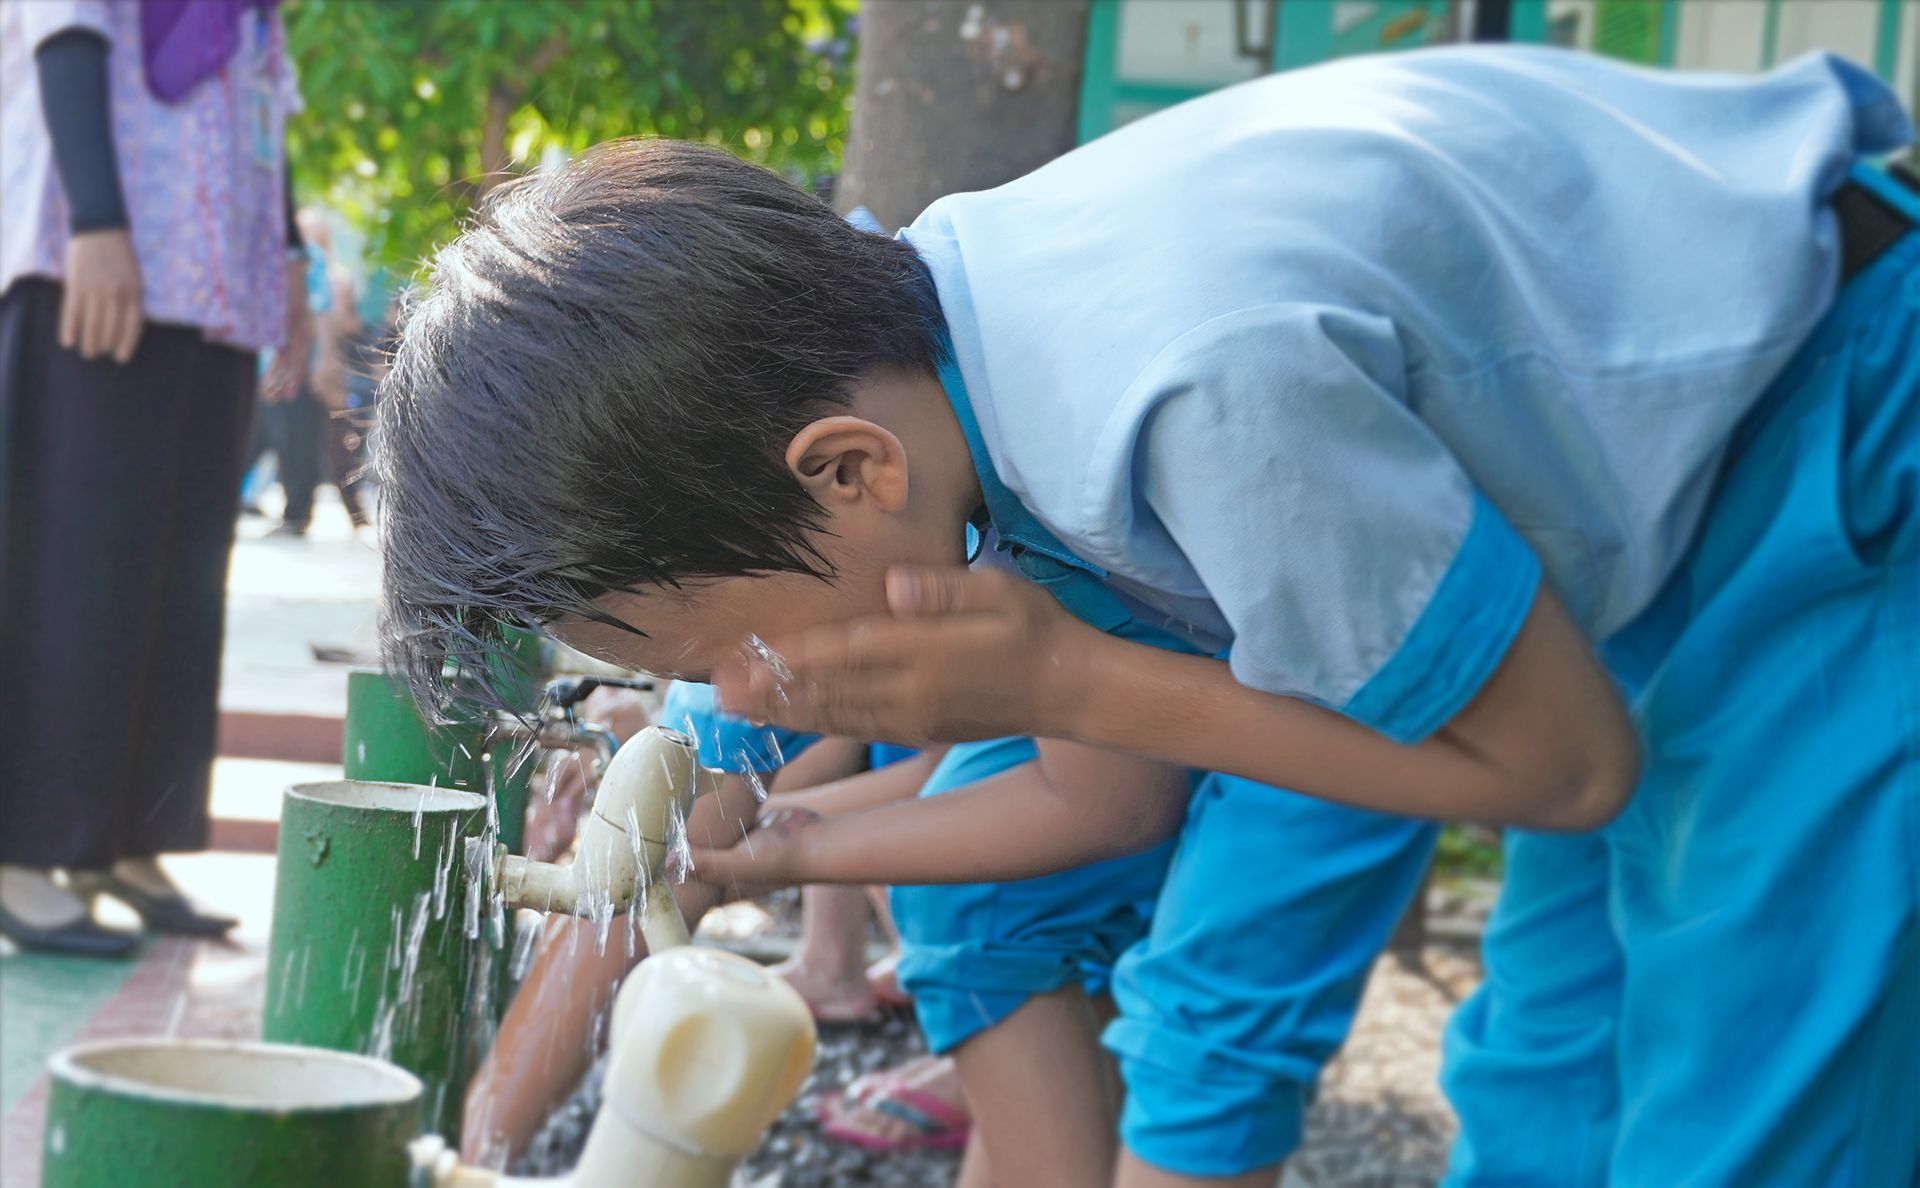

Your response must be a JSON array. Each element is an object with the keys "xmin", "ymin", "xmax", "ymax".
[
  {"xmin": 496, "ymin": 725, "xmax": 714, "ymax": 954},
  {"xmin": 416, "ymin": 728, "xmax": 812, "ymax": 1188}
]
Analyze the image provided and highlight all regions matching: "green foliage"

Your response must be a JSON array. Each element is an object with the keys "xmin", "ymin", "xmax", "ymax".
[
  {"xmin": 284, "ymin": 0, "xmax": 856, "ymax": 276},
  {"xmin": 1434, "ymin": 824, "xmax": 1503, "ymax": 883}
]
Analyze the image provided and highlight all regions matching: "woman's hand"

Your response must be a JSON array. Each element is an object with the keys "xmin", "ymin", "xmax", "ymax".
[
  {"xmin": 263, "ymin": 262, "xmax": 312, "ymax": 402},
  {"xmin": 692, "ymin": 807, "xmax": 822, "ymax": 899},
  {"xmin": 60, "ymin": 228, "xmax": 143, "ymax": 363},
  {"xmin": 712, "ymin": 565, "xmax": 1107, "ymax": 745}
]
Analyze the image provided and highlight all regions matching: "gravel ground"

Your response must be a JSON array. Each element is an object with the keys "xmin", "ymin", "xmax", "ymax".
[{"xmin": 517, "ymin": 929, "xmax": 1483, "ymax": 1188}]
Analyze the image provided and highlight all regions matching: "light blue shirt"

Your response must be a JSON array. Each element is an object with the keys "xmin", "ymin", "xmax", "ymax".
[
  {"xmin": 901, "ymin": 45, "xmax": 1912, "ymax": 743},
  {"xmin": 660, "ymin": 681, "xmax": 818, "ymax": 774}
]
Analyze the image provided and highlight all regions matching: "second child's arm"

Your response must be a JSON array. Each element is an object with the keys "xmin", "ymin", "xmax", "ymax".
[
  {"xmin": 763, "ymin": 748, "xmax": 943, "ymax": 818},
  {"xmin": 691, "ymin": 740, "xmax": 1190, "ymax": 893}
]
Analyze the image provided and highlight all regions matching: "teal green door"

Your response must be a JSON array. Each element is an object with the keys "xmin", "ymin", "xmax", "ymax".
[{"xmin": 1080, "ymin": 0, "xmax": 1910, "ymax": 145}]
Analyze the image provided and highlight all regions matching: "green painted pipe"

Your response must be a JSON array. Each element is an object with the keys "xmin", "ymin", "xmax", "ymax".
[
  {"xmin": 264, "ymin": 781, "xmax": 493, "ymax": 1137},
  {"xmin": 342, "ymin": 669, "xmax": 491, "ymax": 788},
  {"xmin": 343, "ymin": 641, "xmax": 544, "ymax": 857},
  {"xmin": 42, "ymin": 1039, "xmax": 421, "ymax": 1188}
]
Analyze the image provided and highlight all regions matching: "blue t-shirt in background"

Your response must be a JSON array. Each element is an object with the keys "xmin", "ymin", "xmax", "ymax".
[{"xmin": 661, "ymin": 680, "xmax": 818, "ymax": 774}]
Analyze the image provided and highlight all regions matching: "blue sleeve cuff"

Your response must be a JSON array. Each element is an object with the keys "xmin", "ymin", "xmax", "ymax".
[
  {"xmin": 1341, "ymin": 494, "xmax": 1540, "ymax": 744},
  {"xmin": 660, "ymin": 681, "xmax": 820, "ymax": 773}
]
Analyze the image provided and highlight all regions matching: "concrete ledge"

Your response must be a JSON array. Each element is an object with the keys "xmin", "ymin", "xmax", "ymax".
[
  {"xmin": 207, "ymin": 818, "xmax": 279, "ymax": 856},
  {"xmin": 215, "ymin": 710, "xmax": 342, "ymax": 765}
]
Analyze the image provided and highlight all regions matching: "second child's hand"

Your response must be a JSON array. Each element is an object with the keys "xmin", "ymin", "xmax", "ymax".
[
  {"xmin": 712, "ymin": 565, "xmax": 1101, "ymax": 747},
  {"xmin": 694, "ymin": 807, "xmax": 822, "ymax": 899}
]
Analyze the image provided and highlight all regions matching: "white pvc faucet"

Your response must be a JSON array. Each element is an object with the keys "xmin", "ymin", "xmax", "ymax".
[
  {"xmin": 560, "ymin": 945, "xmax": 815, "ymax": 1187},
  {"xmin": 414, "ymin": 725, "xmax": 819, "ymax": 1188},
  {"xmin": 496, "ymin": 725, "xmax": 715, "ymax": 953},
  {"xmin": 412, "ymin": 948, "xmax": 815, "ymax": 1188}
]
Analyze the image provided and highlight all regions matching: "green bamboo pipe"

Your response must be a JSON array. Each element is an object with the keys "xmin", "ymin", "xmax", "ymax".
[
  {"xmin": 42, "ymin": 1039, "xmax": 422, "ymax": 1188},
  {"xmin": 342, "ymin": 627, "xmax": 544, "ymax": 853},
  {"xmin": 264, "ymin": 781, "xmax": 493, "ymax": 1137},
  {"xmin": 342, "ymin": 668, "xmax": 529, "ymax": 855}
]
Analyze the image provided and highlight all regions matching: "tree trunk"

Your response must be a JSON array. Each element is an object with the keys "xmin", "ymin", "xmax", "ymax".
[{"xmin": 837, "ymin": 1, "xmax": 1090, "ymax": 229}]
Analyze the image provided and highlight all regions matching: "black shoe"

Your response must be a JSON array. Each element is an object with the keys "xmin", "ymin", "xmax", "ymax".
[
  {"xmin": 87, "ymin": 875, "xmax": 238, "ymax": 937},
  {"xmin": 267, "ymin": 521, "xmax": 309, "ymax": 538},
  {"xmin": 0, "ymin": 904, "xmax": 141, "ymax": 958}
]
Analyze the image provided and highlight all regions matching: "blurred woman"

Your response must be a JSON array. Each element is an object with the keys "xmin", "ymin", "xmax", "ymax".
[{"xmin": 0, "ymin": 0, "xmax": 306, "ymax": 954}]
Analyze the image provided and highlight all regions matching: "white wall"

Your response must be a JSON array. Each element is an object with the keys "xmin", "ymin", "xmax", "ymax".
[{"xmin": 1116, "ymin": 0, "xmax": 1270, "ymax": 87}]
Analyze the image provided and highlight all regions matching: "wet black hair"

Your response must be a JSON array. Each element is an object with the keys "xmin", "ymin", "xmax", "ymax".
[{"xmin": 376, "ymin": 138, "xmax": 946, "ymax": 716}]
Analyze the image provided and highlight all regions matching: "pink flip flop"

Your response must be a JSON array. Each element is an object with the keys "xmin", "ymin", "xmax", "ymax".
[{"xmin": 817, "ymin": 1077, "xmax": 971, "ymax": 1152}]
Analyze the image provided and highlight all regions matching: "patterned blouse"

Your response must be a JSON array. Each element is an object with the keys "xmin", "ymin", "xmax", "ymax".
[{"xmin": 1, "ymin": 1, "xmax": 301, "ymax": 353}]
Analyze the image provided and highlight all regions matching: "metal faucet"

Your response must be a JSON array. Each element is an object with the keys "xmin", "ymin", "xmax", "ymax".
[{"xmin": 489, "ymin": 675, "xmax": 655, "ymax": 788}]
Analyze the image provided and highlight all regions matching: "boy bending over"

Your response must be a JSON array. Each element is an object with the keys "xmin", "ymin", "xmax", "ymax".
[{"xmin": 379, "ymin": 45, "xmax": 1920, "ymax": 1186}]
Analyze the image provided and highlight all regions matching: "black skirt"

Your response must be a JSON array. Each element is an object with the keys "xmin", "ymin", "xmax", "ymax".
[{"xmin": 0, "ymin": 278, "xmax": 256, "ymax": 868}]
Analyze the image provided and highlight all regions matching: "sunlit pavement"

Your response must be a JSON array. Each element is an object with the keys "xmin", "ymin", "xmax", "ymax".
[
  {"xmin": 0, "ymin": 757, "xmax": 338, "ymax": 1187},
  {"xmin": 1, "ymin": 495, "xmax": 373, "ymax": 1186}
]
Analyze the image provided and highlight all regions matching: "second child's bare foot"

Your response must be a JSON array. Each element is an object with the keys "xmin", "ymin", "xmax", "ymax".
[
  {"xmin": 865, "ymin": 951, "xmax": 913, "ymax": 1008},
  {"xmin": 773, "ymin": 956, "xmax": 879, "ymax": 1023}
]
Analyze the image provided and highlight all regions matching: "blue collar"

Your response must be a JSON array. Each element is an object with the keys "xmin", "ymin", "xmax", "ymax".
[
  {"xmin": 933, "ymin": 340, "xmax": 1139, "ymax": 637},
  {"xmin": 936, "ymin": 346, "xmax": 1108, "ymax": 577}
]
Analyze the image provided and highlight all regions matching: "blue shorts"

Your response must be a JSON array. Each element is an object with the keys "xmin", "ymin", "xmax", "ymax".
[
  {"xmin": 1444, "ymin": 166, "xmax": 1920, "ymax": 1186},
  {"xmin": 867, "ymin": 742, "xmax": 919, "ymax": 770},
  {"xmin": 890, "ymin": 737, "xmax": 1174, "ymax": 1053},
  {"xmin": 1106, "ymin": 775, "xmax": 1436, "ymax": 1176}
]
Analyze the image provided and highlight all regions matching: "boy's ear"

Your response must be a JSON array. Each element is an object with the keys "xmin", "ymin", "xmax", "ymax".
[{"xmin": 784, "ymin": 416, "xmax": 910, "ymax": 512}]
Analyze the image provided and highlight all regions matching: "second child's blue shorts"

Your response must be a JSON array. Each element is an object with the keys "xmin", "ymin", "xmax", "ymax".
[{"xmin": 891, "ymin": 736, "xmax": 1176, "ymax": 1053}]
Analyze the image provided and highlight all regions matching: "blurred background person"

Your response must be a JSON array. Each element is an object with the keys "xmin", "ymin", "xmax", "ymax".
[
  {"xmin": 248, "ymin": 209, "xmax": 369, "ymax": 539},
  {"xmin": 0, "ymin": 0, "xmax": 307, "ymax": 955}
]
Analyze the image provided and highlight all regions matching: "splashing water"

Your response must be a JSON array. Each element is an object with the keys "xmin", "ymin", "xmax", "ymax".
[
  {"xmin": 763, "ymin": 729, "xmax": 786, "ymax": 769},
  {"xmin": 343, "ymin": 929, "xmax": 368, "ymax": 1013},
  {"xmin": 430, "ymin": 842, "xmax": 449, "ymax": 920},
  {"xmin": 411, "ymin": 792, "xmax": 428, "ymax": 859},
  {"xmin": 591, "ymin": 888, "xmax": 614, "ymax": 956},
  {"xmin": 623, "ymin": 802, "xmax": 649, "ymax": 882},
  {"xmin": 432, "ymin": 820, "xmax": 458, "ymax": 920},
  {"xmin": 741, "ymin": 760, "xmax": 770, "ymax": 804},
  {"xmin": 293, "ymin": 946, "xmax": 312, "ymax": 1010},
  {"xmin": 665, "ymin": 798, "xmax": 694, "ymax": 883},
  {"xmin": 742, "ymin": 633, "xmax": 794, "ymax": 681},
  {"xmin": 273, "ymin": 950, "xmax": 299, "ymax": 1017},
  {"xmin": 395, "ymin": 892, "xmax": 432, "ymax": 1003},
  {"xmin": 509, "ymin": 915, "xmax": 539, "ymax": 980},
  {"xmin": 740, "ymin": 633, "xmax": 794, "ymax": 706},
  {"xmin": 461, "ymin": 837, "xmax": 490, "ymax": 940}
]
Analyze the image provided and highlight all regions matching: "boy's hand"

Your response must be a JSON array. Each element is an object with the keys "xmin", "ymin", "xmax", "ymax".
[
  {"xmin": 690, "ymin": 807, "xmax": 821, "ymax": 899},
  {"xmin": 713, "ymin": 565, "xmax": 1103, "ymax": 745}
]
